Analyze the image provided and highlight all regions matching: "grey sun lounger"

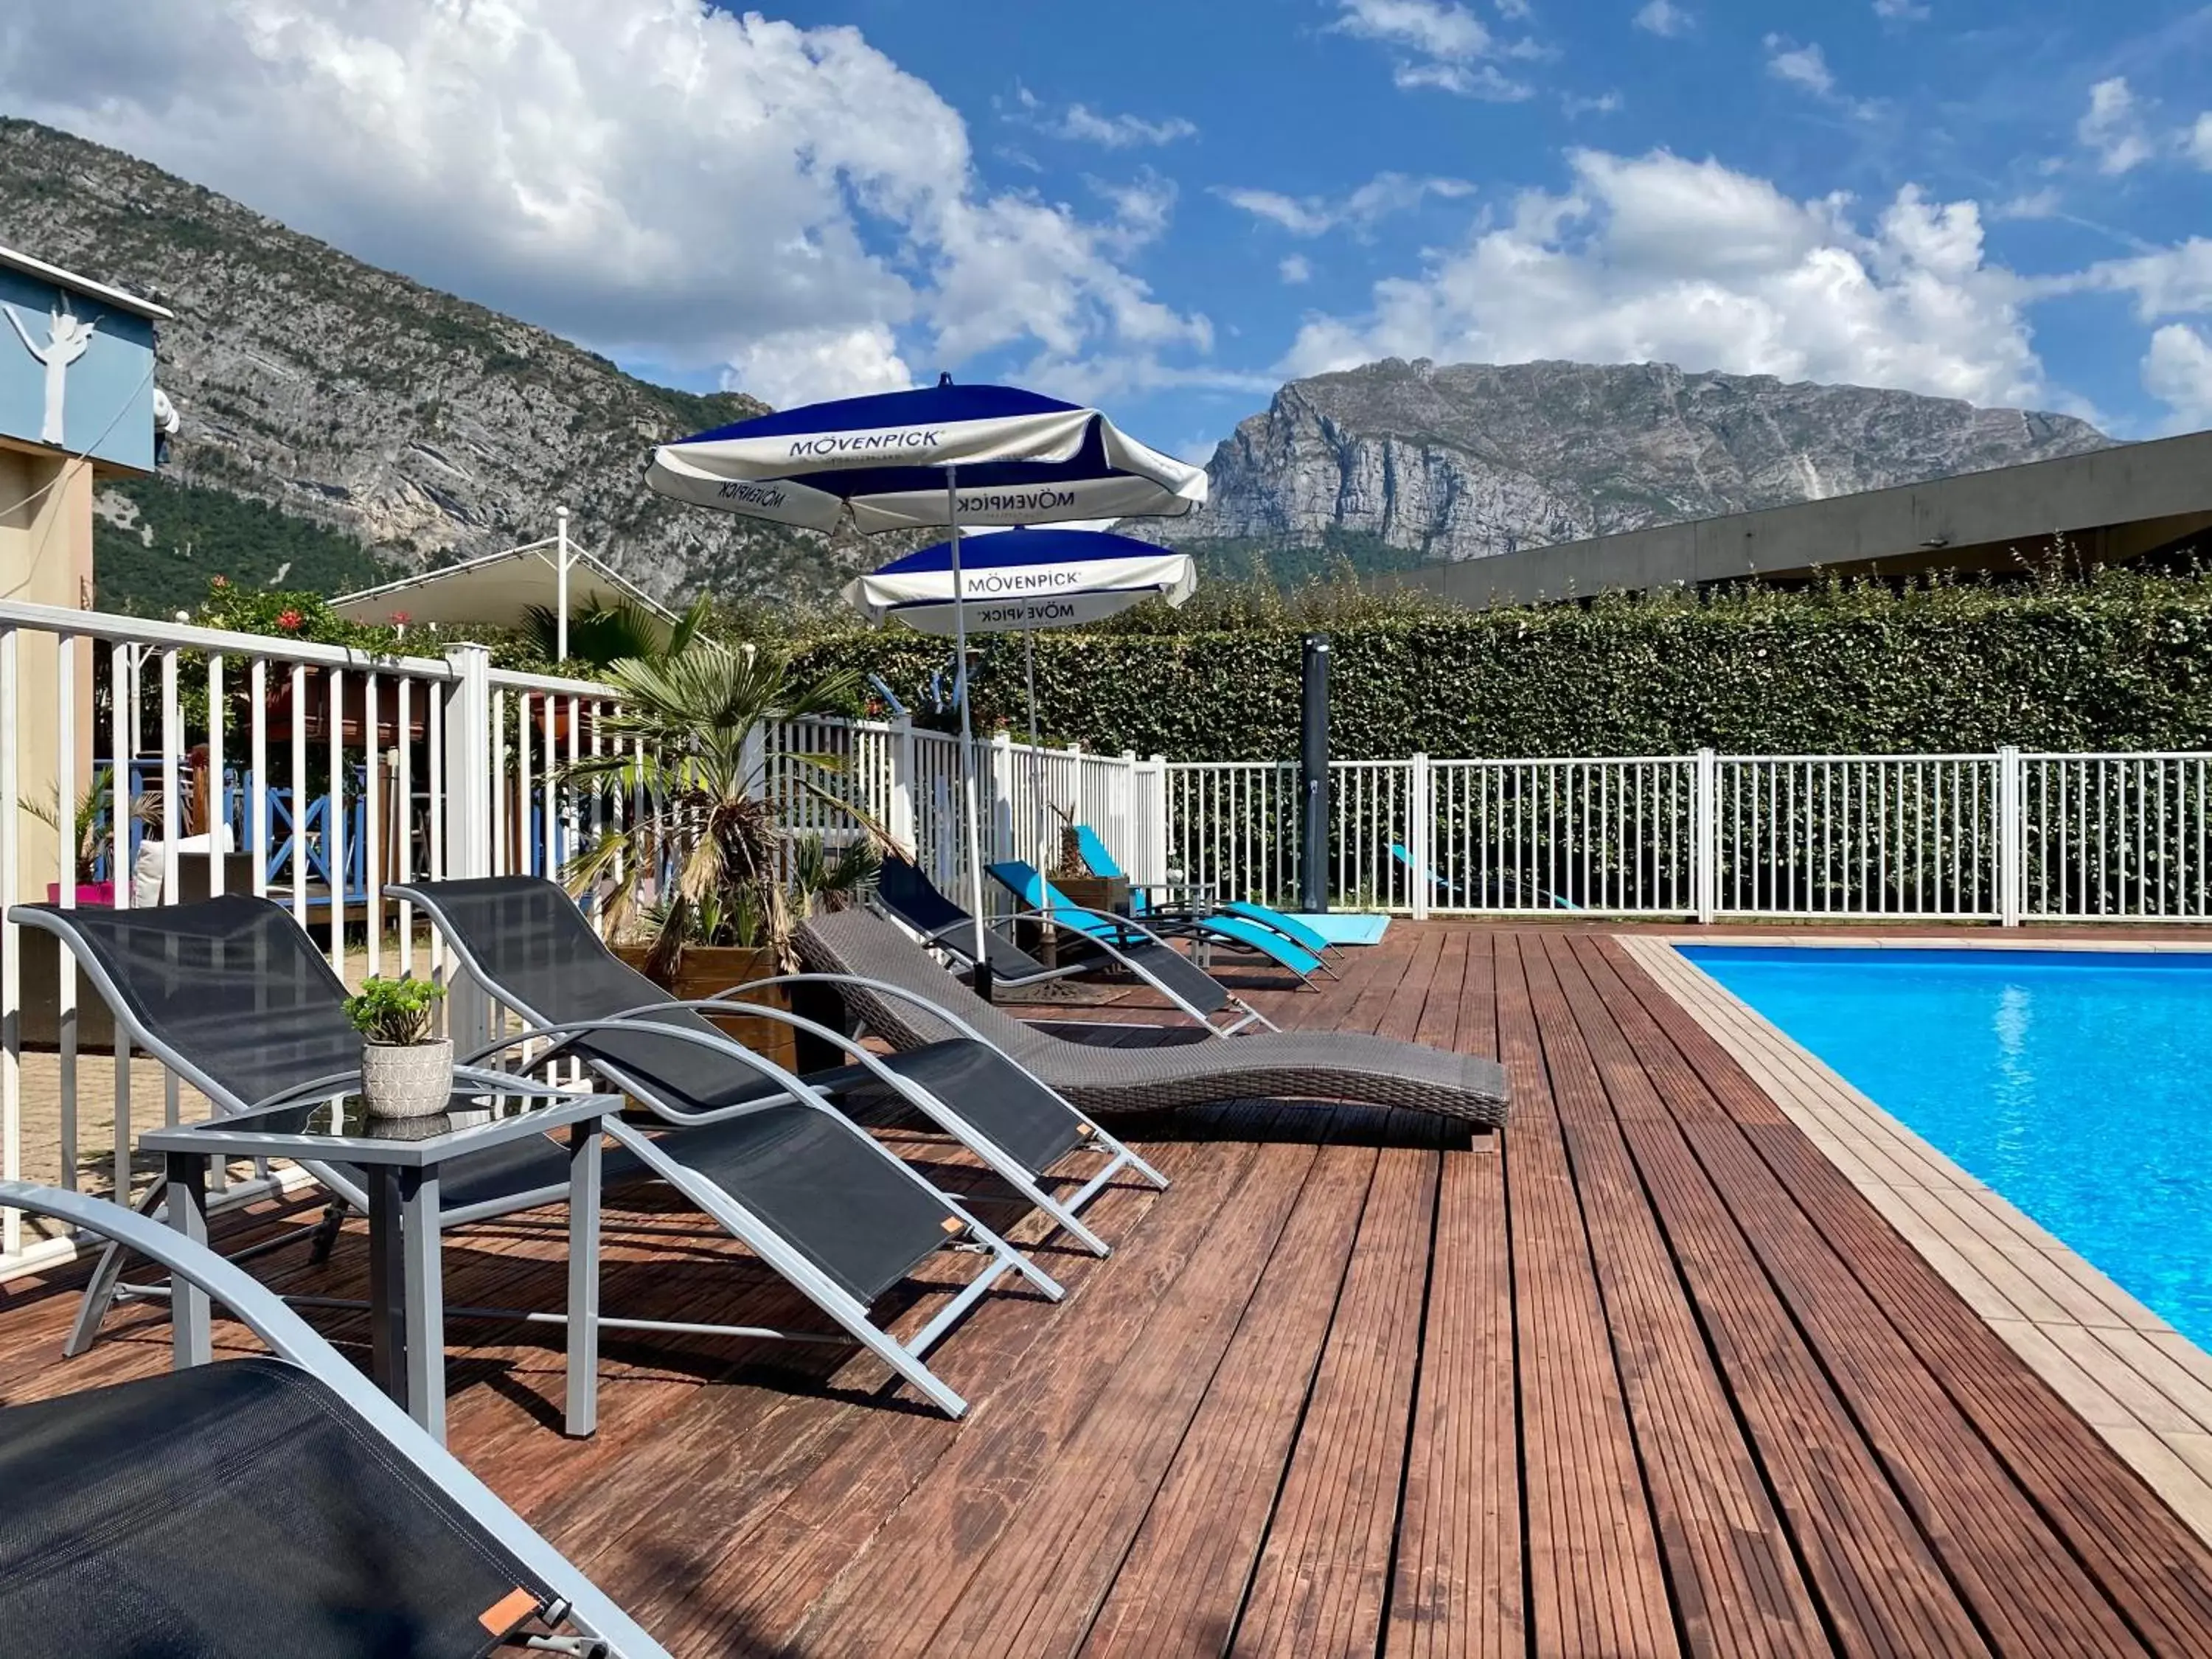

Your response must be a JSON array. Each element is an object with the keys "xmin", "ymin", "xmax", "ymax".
[
  {"xmin": 0, "ymin": 1178, "xmax": 667, "ymax": 1659},
  {"xmin": 12, "ymin": 895, "xmax": 1057, "ymax": 1419},
  {"xmin": 874, "ymin": 850, "xmax": 1276, "ymax": 1037},
  {"xmin": 391, "ymin": 874, "xmax": 1166, "ymax": 1259},
  {"xmin": 793, "ymin": 909, "xmax": 1513, "ymax": 1127}
]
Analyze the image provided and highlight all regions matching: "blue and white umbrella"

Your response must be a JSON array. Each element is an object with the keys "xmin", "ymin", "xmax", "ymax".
[
  {"xmin": 645, "ymin": 378, "xmax": 1203, "ymax": 982},
  {"xmin": 843, "ymin": 526, "xmax": 1196, "ymax": 637},
  {"xmin": 644, "ymin": 379, "xmax": 1207, "ymax": 531},
  {"xmin": 846, "ymin": 524, "xmax": 1197, "ymax": 749}
]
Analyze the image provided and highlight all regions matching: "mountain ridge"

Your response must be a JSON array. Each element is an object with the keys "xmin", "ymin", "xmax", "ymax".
[{"xmin": 1169, "ymin": 356, "xmax": 2114, "ymax": 566}]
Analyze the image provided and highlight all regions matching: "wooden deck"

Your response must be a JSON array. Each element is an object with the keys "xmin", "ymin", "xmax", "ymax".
[{"xmin": 8, "ymin": 922, "xmax": 2212, "ymax": 1657}]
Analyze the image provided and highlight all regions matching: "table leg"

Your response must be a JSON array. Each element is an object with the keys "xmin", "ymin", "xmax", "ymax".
[
  {"xmin": 367, "ymin": 1166, "xmax": 403, "ymax": 1404},
  {"xmin": 565, "ymin": 1119, "xmax": 603, "ymax": 1437},
  {"xmin": 400, "ymin": 1166, "xmax": 446, "ymax": 1442},
  {"xmin": 164, "ymin": 1153, "xmax": 211, "ymax": 1369}
]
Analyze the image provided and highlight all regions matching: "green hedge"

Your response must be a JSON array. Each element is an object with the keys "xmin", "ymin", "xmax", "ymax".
[{"xmin": 793, "ymin": 574, "xmax": 2212, "ymax": 760}]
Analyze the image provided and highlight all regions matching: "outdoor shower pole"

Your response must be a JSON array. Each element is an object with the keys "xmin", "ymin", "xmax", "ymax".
[
  {"xmin": 946, "ymin": 467, "xmax": 992, "ymax": 995},
  {"xmin": 1300, "ymin": 633, "xmax": 1330, "ymax": 914}
]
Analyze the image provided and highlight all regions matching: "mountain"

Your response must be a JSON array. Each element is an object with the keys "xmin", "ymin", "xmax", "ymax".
[
  {"xmin": 0, "ymin": 118, "xmax": 872, "ymax": 611},
  {"xmin": 1172, "ymin": 358, "xmax": 2115, "ymax": 567}
]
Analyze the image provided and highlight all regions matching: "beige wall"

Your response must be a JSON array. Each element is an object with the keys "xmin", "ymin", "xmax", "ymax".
[{"xmin": 0, "ymin": 445, "xmax": 97, "ymax": 903}]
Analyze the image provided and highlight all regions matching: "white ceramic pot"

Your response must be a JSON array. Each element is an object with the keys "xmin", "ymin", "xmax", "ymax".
[{"xmin": 358, "ymin": 1037, "xmax": 455, "ymax": 1120}]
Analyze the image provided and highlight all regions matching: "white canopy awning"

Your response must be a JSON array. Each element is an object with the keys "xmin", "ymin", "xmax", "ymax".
[{"xmin": 331, "ymin": 538, "xmax": 673, "ymax": 630}]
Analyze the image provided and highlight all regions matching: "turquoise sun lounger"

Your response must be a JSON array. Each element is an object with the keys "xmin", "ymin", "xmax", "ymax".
[
  {"xmin": 989, "ymin": 860, "xmax": 1324, "ymax": 981},
  {"xmin": 1070, "ymin": 825, "xmax": 1338, "ymax": 962}
]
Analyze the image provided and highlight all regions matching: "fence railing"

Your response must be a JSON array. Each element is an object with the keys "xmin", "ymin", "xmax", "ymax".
[{"xmin": 1166, "ymin": 748, "xmax": 2212, "ymax": 925}]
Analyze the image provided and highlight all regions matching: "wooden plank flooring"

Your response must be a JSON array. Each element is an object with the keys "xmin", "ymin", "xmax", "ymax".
[{"xmin": 8, "ymin": 922, "xmax": 2212, "ymax": 1657}]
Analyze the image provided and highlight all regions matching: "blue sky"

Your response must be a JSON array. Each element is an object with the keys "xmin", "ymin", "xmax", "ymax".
[{"xmin": 7, "ymin": 1, "xmax": 2212, "ymax": 459}]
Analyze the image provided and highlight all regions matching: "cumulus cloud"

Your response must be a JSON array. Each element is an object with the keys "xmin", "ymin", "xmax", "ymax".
[
  {"xmin": 2191, "ymin": 113, "xmax": 2212, "ymax": 170},
  {"xmin": 1633, "ymin": 1, "xmax": 1691, "ymax": 38},
  {"xmin": 1281, "ymin": 149, "xmax": 2046, "ymax": 407},
  {"xmin": 2143, "ymin": 324, "xmax": 2212, "ymax": 428},
  {"xmin": 1279, "ymin": 254, "xmax": 1315, "ymax": 285},
  {"xmin": 1217, "ymin": 173, "xmax": 1476, "ymax": 237},
  {"xmin": 1330, "ymin": 0, "xmax": 1534, "ymax": 100},
  {"xmin": 1872, "ymin": 0, "xmax": 1930, "ymax": 20},
  {"xmin": 0, "ymin": 0, "xmax": 1210, "ymax": 404},
  {"xmin": 2079, "ymin": 77, "xmax": 2154, "ymax": 175},
  {"xmin": 2066, "ymin": 239, "xmax": 2212, "ymax": 319}
]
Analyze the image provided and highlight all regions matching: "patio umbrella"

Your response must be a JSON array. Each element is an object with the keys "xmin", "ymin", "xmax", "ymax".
[
  {"xmin": 644, "ymin": 378, "xmax": 1205, "ymax": 984},
  {"xmin": 842, "ymin": 525, "xmax": 1196, "ymax": 743}
]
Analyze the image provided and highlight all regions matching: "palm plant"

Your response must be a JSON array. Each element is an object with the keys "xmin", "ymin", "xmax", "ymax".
[
  {"xmin": 557, "ymin": 641, "xmax": 868, "ymax": 977},
  {"xmin": 25, "ymin": 765, "xmax": 159, "ymax": 884},
  {"xmin": 524, "ymin": 595, "xmax": 709, "ymax": 670}
]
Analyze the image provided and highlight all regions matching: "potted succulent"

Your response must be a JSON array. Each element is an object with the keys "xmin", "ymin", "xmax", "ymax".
[
  {"xmin": 344, "ymin": 975, "xmax": 453, "ymax": 1119},
  {"xmin": 558, "ymin": 639, "xmax": 871, "ymax": 1073}
]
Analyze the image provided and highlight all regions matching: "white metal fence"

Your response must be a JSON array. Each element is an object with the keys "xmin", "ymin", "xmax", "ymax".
[{"xmin": 1166, "ymin": 748, "xmax": 2212, "ymax": 925}]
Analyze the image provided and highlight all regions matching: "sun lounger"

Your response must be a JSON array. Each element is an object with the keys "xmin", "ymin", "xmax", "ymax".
[
  {"xmin": 1070, "ymin": 824, "xmax": 1338, "ymax": 964},
  {"xmin": 876, "ymin": 849, "xmax": 1275, "ymax": 1037},
  {"xmin": 392, "ymin": 875, "xmax": 1166, "ymax": 1262},
  {"xmin": 793, "ymin": 909, "xmax": 1512, "ymax": 1127},
  {"xmin": 989, "ymin": 859, "xmax": 1324, "ymax": 982},
  {"xmin": 13, "ymin": 894, "xmax": 1055, "ymax": 1418},
  {"xmin": 0, "ymin": 1178, "xmax": 666, "ymax": 1659},
  {"xmin": 1389, "ymin": 843, "xmax": 1583, "ymax": 911}
]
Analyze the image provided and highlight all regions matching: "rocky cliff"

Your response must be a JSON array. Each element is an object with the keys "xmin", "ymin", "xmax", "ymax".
[
  {"xmin": 0, "ymin": 117, "xmax": 866, "ymax": 605},
  {"xmin": 1178, "ymin": 358, "xmax": 2114, "ymax": 563}
]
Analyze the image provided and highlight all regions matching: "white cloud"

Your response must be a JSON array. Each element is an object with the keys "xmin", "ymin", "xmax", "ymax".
[
  {"xmin": 1495, "ymin": 0, "xmax": 1534, "ymax": 17},
  {"xmin": 1331, "ymin": 0, "xmax": 1534, "ymax": 100},
  {"xmin": 1996, "ymin": 188, "xmax": 2064, "ymax": 220},
  {"xmin": 1010, "ymin": 86, "xmax": 1197, "ymax": 150},
  {"xmin": 2079, "ymin": 77, "xmax": 2154, "ymax": 175},
  {"xmin": 2190, "ymin": 113, "xmax": 2212, "ymax": 170},
  {"xmin": 1282, "ymin": 149, "xmax": 2048, "ymax": 408},
  {"xmin": 2067, "ymin": 240, "xmax": 2212, "ymax": 319},
  {"xmin": 1217, "ymin": 173, "xmax": 1476, "ymax": 237},
  {"xmin": 1632, "ymin": 1, "xmax": 1690, "ymax": 38},
  {"xmin": 2143, "ymin": 324, "xmax": 2212, "ymax": 428},
  {"xmin": 1872, "ymin": 0, "xmax": 1930, "ymax": 20},
  {"xmin": 1764, "ymin": 37, "xmax": 1837, "ymax": 99},
  {"xmin": 0, "ymin": 1, "xmax": 1211, "ymax": 404},
  {"xmin": 1279, "ymin": 254, "xmax": 1314, "ymax": 285},
  {"xmin": 1562, "ymin": 91, "xmax": 1624, "ymax": 118}
]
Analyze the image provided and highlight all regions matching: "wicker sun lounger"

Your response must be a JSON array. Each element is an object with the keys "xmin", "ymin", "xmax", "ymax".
[
  {"xmin": 393, "ymin": 875, "xmax": 1166, "ymax": 1259},
  {"xmin": 13, "ymin": 894, "xmax": 1057, "ymax": 1419},
  {"xmin": 875, "ymin": 850, "xmax": 1276, "ymax": 1037},
  {"xmin": 0, "ymin": 1179, "xmax": 667, "ymax": 1659},
  {"xmin": 793, "ymin": 909, "xmax": 1512, "ymax": 1128}
]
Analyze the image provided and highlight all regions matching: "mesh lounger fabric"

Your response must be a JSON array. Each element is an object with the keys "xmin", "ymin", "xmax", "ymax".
[
  {"xmin": 797, "ymin": 910, "xmax": 1512, "ymax": 1127},
  {"xmin": 875, "ymin": 854, "xmax": 1065, "ymax": 984},
  {"xmin": 0, "ymin": 1357, "xmax": 549, "ymax": 1658},
  {"xmin": 13, "ymin": 898, "xmax": 637, "ymax": 1209},
  {"xmin": 399, "ymin": 877, "xmax": 1079, "ymax": 1291}
]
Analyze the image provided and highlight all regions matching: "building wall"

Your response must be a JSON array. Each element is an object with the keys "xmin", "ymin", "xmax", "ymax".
[{"xmin": 0, "ymin": 445, "xmax": 96, "ymax": 902}]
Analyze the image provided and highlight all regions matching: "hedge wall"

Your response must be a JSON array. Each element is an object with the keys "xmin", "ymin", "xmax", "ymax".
[{"xmin": 793, "ymin": 575, "xmax": 2212, "ymax": 761}]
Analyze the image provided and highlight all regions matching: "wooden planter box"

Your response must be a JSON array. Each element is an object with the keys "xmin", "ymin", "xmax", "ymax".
[
  {"xmin": 611, "ymin": 944, "xmax": 796, "ymax": 1075},
  {"xmin": 1053, "ymin": 873, "xmax": 1131, "ymax": 916}
]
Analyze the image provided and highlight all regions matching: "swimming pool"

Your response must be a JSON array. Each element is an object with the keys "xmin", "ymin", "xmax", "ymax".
[{"xmin": 1680, "ymin": 945, "xmax": 2212, "ymax": 1350}]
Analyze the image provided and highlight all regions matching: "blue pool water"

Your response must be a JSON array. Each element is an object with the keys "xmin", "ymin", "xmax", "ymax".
[{"xmin": 1681, "ymin": 946, "xmax": 2212, "ymax": 1348}]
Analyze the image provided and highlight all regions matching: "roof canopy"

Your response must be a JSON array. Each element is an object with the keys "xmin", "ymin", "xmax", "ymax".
[{"xmin": 331, "ymin": 539, "xmax": 673, "ymax": 630}]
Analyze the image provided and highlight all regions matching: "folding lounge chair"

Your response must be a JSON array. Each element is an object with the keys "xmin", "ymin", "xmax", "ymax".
[
  {"xmin": 13, "ymin": 895, "xmax": 1054, "ymax": 1419},
  {"xmin": 1070, "ymin": 824, "xmax": 1339, "ymax": 967},
  {"xmin": 793, "ymin": 909, "xmax": 1512, "ymax": 1128},
  {"xmin": 990, "ymin": 859, "xmax": 1325, "ymax": 983},
  {"xmin": 0, "ymin": 1178, "xmax": 666, "ymax": 1659},
  {"xmin": 876, "ymin": 849, "xmax": 1276, "ymax": 1037},
  {"xmin": 392, "ymin": 875, "xmax": 1166, "ymax": 1260}
]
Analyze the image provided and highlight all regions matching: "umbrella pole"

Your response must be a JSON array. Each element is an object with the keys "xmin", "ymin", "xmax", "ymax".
[
  {"xmin": 947, "ymin": 467, "xmax": 992, "ymax": 997},
  {"xmin": 1024, "ymin": 628, "xmax": 1038, "ymax": 747}
]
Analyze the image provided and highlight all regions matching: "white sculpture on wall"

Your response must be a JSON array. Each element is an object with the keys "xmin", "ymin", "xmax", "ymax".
[{"xmin": 4, "ymin": 294, "xmax": 98, "ymax": 447}]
